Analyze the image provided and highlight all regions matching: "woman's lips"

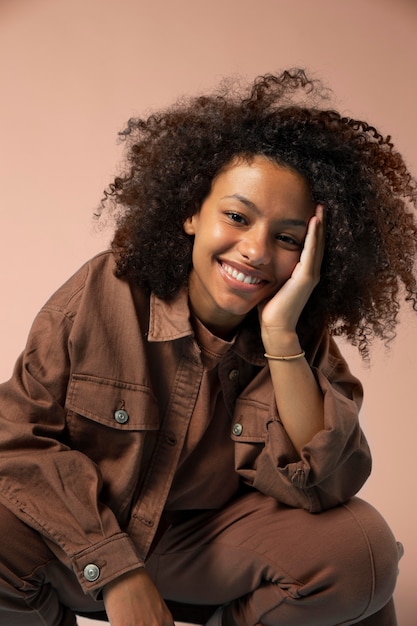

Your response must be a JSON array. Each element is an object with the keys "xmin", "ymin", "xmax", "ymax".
[{"xmin": 219, "ymin": 261, "xmax": 268, "ymax": 287}]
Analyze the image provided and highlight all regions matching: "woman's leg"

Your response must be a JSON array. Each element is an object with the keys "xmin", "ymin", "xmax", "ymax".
[
  {"xmin": 146, "ymin": 492, "xmax": 402, "ymax": 626},
  {"xmin": 0, "ymin": 502, "xmax": 105, "ymax": 626},
  {"xmin": 352, "ymin": 598, "xmax": 398, "ymax": 626}
]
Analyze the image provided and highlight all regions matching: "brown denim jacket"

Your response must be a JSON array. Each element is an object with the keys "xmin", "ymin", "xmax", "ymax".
[{"xmin": 0, "ymin": 252, "xmax": 370, "ymax": 595}]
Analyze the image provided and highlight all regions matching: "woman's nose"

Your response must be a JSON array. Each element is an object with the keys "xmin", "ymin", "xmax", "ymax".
[{"xmin": 238, "ymin": 230, "xmax": 271, "ymax": 265}]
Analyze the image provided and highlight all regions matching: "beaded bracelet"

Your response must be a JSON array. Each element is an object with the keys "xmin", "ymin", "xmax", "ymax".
[{"xmin": 264, "ymin": 350, "xmax": 305, "ymax": 361}]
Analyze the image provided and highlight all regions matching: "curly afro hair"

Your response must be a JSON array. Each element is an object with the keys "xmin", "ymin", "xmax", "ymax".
[{"xmin": 98, "ymin": 69, "xmax": 417, "ymax": 358}]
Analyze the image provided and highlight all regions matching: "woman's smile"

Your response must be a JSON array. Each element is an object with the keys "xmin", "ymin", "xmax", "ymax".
[
  {"xmin": 183, "ymin": 155, "xmax": 315, "ymax": 337},
  {"xmin": 218, "ymin": 260, "xmax": 268, "ymax": 287}
]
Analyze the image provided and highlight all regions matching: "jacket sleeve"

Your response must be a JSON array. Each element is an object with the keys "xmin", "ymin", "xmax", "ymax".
[
  {"xmin": 233, "ymin": 331, "xmax": 371, "ymax": 512},
  {"xmin": 0, "ymin": 290, "xmax": 143, "ymax": 596}
]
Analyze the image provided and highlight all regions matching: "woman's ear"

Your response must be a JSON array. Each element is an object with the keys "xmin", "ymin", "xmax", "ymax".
[{"xmin": 183, "ymin": 215, "xmax": 196, "ymax": 235}]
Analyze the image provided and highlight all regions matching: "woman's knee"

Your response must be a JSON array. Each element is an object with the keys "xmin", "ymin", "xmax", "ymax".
[
  {"xmin": 341, "ymin": 498, "xmax": 402, "ymax": 620},
  {"xmin": 256, "ymin": 496, "xmax": 401, "ymax": 624},
  {"xmin": 259, "ymin": 497, "xmax": 401, "ymax": 625}
]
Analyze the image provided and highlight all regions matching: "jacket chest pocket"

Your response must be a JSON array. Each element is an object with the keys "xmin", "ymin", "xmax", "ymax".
[
  {"xmin": 65, "ymin": 374, "xmax": 159, "ymax": 518},
  {"xmin": 65, "ymin": 374, "xmax": 159, "ymax": 432}
]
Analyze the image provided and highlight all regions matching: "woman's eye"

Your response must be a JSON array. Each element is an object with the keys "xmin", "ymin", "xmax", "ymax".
[
  {"xmin": 227, "ymin": 212, "xmax": 247, "ymax": 224},
  {"xmin": 276, "ymin": 234, "xmax": 302, "ymax": 248}
]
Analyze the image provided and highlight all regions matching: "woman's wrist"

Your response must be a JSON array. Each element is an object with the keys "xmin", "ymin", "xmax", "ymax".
[{"xmin": 261, "ymin": 330, "xmax": 301, "ymax": 358}]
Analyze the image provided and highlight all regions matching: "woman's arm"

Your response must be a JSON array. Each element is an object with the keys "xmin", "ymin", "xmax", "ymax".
[{"xmin": 260, "ymin": 205, "xmax": 325, "ymax": 455}]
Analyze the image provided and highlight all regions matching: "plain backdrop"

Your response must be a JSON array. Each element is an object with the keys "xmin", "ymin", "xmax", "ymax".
[{"xmin": 1, "ymin": 1, "xmax": 416, "ymax": 624}]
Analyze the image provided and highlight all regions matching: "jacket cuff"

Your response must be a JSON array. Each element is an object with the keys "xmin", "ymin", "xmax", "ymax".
[{"xmin": 72, "ymin": 532, "xmax": 144, "ymax": 596}]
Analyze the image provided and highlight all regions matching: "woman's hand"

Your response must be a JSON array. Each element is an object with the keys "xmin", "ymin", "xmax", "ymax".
[
  {"xmin": 258, "ymin": 205, "xmax": 326, "ymax": 454},
  {"xmin": 103, "ymin": 567, "xmax": 174, "ymax": 626},
  {"xmin": 259, "ymin": 204, "xmax": 325, "ymax": 351}
]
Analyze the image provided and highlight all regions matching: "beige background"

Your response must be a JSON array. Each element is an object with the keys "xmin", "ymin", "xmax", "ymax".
[{"xmin": 1, "ymin": 0, "xmax": 416, "ymax": 624}]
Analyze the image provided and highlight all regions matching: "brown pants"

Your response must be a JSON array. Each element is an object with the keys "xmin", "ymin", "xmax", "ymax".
[{"xmin": 0, "ymin": 492, "xmax": 402, "ymax": 625}]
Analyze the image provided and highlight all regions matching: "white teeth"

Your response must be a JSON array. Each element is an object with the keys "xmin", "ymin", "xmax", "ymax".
[{"xmin": 222, "ymin": 263, "xmax": 262, "ymax": 285}]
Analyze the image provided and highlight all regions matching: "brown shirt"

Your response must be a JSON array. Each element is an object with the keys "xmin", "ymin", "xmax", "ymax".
[
  {"xmin": 166, "ymin": 314, "xmax": 263, "ymax": 511},
  {"xmin": 0, "ymin": 251, "xmax": 370, "ymax": 595}
]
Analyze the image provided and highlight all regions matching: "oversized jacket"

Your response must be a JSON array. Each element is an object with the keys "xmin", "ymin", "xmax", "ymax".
[{"xmin": 0, "ymin": 251, "xmax": 371, "ymax": 596}]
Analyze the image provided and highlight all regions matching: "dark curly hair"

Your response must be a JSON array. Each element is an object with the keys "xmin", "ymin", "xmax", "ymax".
[{"xmin": 98, "ymin": 69, "xmax": 417, "ymax": 358}]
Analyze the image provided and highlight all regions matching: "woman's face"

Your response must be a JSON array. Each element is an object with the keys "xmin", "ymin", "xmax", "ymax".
[{"xmin": 183, "ymin": 155, "xmax": 315, "ymax": 337}]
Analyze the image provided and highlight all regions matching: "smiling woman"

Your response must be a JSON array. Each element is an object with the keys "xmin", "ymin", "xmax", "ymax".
[
  {"xmin": 183, "ymin": 156, "xmax": 317, "ymax": 338},
  {"xmin": 0, "ymin": 69, "xmax": 415, "ymax": 626},
  {"xmin": 107, "ymin": 71, "xmax": 417, "ymax": 360}
]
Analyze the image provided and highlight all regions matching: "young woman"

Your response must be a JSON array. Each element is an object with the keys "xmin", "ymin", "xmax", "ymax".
[{"xmin": 0, "ymin": 69, "xmax": 415, "ymax": 625}]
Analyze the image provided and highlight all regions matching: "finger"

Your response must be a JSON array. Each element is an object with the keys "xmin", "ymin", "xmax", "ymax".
[
  {"xmin": 302, "ymin": 204, "xmax": 325, "ymax": 276},
  {"xmin": 313, "ymin": 203, "xmax": 326, "ymax": 272},
  {"xmin": 298, "ymin": 217, "xmax": 318, "ymax": 274}
]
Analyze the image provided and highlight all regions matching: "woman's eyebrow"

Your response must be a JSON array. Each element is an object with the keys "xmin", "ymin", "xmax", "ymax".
[
  {"xmin": 221, "ymin": 193, "xmax": 308, "ymax": 227},
  {"xmin": 222, "ymin": 193, "xmax": 259, "ymax": 212}
]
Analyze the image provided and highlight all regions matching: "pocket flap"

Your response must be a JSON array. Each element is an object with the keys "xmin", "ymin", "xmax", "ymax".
[
  {"xmin": 65, "ymin": 374, "xmax": 159, "ymax": 430},
  {"xmin": 231, "ymin": 398, "xmax": 269, "ymax": 442}
]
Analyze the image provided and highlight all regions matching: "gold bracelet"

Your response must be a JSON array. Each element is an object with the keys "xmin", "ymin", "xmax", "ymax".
[{"xmin": 264, "ymin": 350, "xmax": 305, "ymax": 361}]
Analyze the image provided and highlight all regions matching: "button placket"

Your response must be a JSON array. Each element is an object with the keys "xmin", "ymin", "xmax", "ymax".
[
  {"xmin": 218, "ymin": 355, "xmax": 241, "ymax": 419},
  {"xmin": 128, "ymin": 353, "xmax": 204, "ymax": 559}
]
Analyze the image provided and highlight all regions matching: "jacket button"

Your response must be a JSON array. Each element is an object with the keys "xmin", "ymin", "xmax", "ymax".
[
  {"xmin": 114, "ymin": 409, "xmax": 129, "ymax": 424},
  {"xmin": 232, "ymin": 423, "xmax": 243, "ymax": 436},
  {"xmin": 83, "ymin": 563, "xmax": 100, "ymax": 582},
  {"xmin": 228, "ymin": 369, "xmax": 239, "ymax": 381}
]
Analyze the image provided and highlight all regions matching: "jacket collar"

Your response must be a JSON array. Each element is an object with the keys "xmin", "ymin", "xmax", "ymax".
[
  {"xmin": 147, "ymin": 288, "xmax": 265, "ymax": 367},
  {"xmin": 147, "ymin": 288, "xmax": 194, "ymax": 342}
]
